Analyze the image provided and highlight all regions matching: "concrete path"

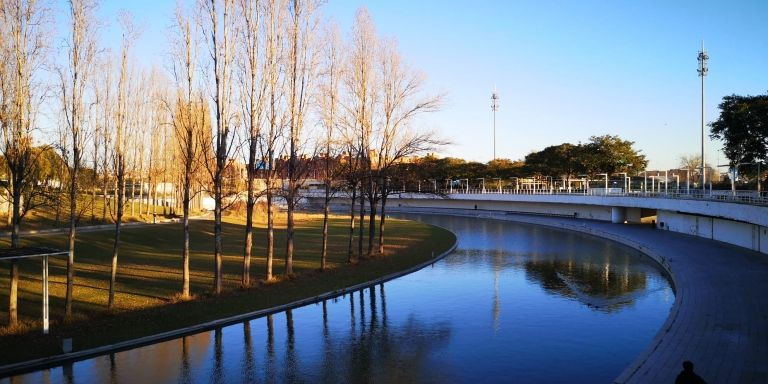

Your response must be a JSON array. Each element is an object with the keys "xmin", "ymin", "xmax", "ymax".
[{"xmin": 405, "ymin": 209, "xmax": 768, "ymax": 383}]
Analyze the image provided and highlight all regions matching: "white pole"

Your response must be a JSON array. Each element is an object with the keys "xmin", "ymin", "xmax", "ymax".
[
  {"xmin": 43, "ymin": 255, "xmax": 49, "ymax": 334},
  {"xmin": 644, "ymin": 171, "xmax": 647, "ymax": 193}
]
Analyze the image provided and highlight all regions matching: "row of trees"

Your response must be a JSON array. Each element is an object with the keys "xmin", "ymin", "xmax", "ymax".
[
  {"xmin": 389, "ymin": 135, "xmax": 648, "ymax": 187},
  {"xmin": 0, "ymin": 0, "xmax": 442, "ymax": 327}
]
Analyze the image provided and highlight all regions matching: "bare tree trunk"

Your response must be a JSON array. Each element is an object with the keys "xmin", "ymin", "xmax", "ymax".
[
  {"xmin": 320, "ymin": 182, "xmax": 329, "ymax": 270},
  {"xmin": 378, "ymin": 182, "xmax": 388, "ymax": 255},
  {"xmin": 138, "ymin": 167, "xmax": 144, "ymax": 217},
  {"xmin": 266, "ymin": 190, "xmax": 274, "ymax": 280},
  {"xmin": 243, "ymin": 149, "xmax": 255, "ymax": 286},
  {"xmin": 8, "ymin": 184, "xmax": 22, "ymax": 326},
  {"xmin": 8, "ymin": 260, "xmax": 18, "ymax": 326},
  {"xmin": 285, "ymin": 196, "xmax": 294, "ymax": 275},
  {"xmin": 358, "ymin": 188, "xmax": 364, "ymax": 259},
  {"xmin": 109, "ymin": 159, "xmax": 124, "ymax": 309},
  {"xmin": 347, "ymin": 185, "xmax": 356, "ymax": 263},
  {"xmin": 367, "ymin": 187, "xmax": 377, "ymax": 257},
  {"xmin": 182, "ymin": 162, "xmax": 191, "ymax": 298},
  {"xmin": 66, "ymin": 154, "xmax": 78, "ymax": 317}
]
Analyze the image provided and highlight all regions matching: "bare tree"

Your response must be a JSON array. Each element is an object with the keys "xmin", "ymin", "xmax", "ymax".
[
  {"xmin": 169, "ymin": 0, "xmax": 202, "ymax": 298},
  {"xmin": 283, "ymin": 0, "xmax": 320, "ymax": 275},
  {"xmin": 259, "ymin": 0, "xmax": 287, "ymax": 281},
  {"xmin": 235, "ymin": 0, "xmax": 268, "ymax": 287},
  {"xmin": 94, "ymin": 56, "xmax": 113, "ymax": 223},
  {"xmin": 59, "ymin": 0, "xmax": 99, "ymax": 317},
  {"xmin": 316, "ymin": 21, "xmax": 343, "ymax": 269},
  {"xmin": 0, "ymin": 0, "xmax": 51, "ymax": 326},
  {"xmin": 342, "ymin": 8, "xmax": 378, "ymax": 259},
  {"xmin": 200, "ymin": 0, "xmax": 237, "ymax": 294},
  {"xmin": 108, "ymin": 12, "xmax": 137, "ymax": 309},
  {"xmin": 374, "ymin": 38, "xmax": 442, "ymax": 254}
]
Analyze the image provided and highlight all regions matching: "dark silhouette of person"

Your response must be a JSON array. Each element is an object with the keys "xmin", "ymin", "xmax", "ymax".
[{"xmin": 675, "ymin": 361, "xmax": 707, "ymax": 384}]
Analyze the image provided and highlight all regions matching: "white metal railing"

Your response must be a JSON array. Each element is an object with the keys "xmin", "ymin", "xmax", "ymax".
[{"xmin": 383, "ymin": 188, "xmax": 768, "ymax": 206}]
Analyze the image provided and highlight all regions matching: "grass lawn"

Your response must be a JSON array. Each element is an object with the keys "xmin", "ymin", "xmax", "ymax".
[
  {"xmin": 0, "ymin": 212, "xmax": 455, "ymax": 365},
  {"xmin": 0, "ymin": 193, "xmax": 189, "ymax": 232}
]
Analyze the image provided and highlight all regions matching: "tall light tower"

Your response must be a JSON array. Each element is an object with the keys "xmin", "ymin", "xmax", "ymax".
[
  {"xmin": 491, "ymin": 88, "xmax": 499, "ymax": 160},
  {"xmin": 697, "ymin": 41, "xmax": 709, "ymax": 193}
]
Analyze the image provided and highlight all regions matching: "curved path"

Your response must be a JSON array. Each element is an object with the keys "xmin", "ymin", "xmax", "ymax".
[{"xmin": 410, "ymin": 209, "xmax": 768, "ymax": 383}]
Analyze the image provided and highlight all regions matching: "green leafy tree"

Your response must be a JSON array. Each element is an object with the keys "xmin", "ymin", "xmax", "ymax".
[
  {"xmin": 709, "ymin": 94, "xmax": 768, "ymax": 166},
  {"xmin": 579, "ymin": 135, "xmax": 647, "ymax": 177},
  {"xmin": 524, "ymin": 143, "xmax": 582, "ymax": 178}
]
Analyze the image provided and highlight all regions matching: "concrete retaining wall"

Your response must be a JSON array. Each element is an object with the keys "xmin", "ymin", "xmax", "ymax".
[{"xmin": 309, "ymin": 192, "xmax": 768, "ymax": 255}]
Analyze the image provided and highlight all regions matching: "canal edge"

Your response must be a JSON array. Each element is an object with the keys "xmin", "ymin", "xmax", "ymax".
[{"xmin": 0, "ymin": 224, "xmax": 459, "ymax": 378}]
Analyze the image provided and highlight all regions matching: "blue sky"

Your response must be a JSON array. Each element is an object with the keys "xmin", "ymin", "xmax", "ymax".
[{"xmin": 80, "ymin": 0, "xmax": 768, "ymax": 169}]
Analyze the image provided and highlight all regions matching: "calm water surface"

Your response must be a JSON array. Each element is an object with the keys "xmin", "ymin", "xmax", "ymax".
[{"xmin": 4, "ymin": 214, "xmax": 674, "ymax": 383}]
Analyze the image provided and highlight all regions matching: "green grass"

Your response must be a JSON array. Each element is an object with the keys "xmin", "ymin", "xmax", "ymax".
[
  {"xmin": 0, "ymin": 193, "xmax": 191, "ymax": 232},
  {"xmin": 0, "ymin": 212, "xmax": 455, "ymax": 365}
]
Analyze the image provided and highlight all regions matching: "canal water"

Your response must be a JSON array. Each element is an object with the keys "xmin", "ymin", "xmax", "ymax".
[{"xmin": 4, "ymin": 214, "xmax": 674, "ymax": 383}]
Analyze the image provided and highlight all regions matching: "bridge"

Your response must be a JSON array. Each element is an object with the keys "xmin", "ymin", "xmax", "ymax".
[{"xmin": 304, "ymin": 188, "xmax": 768, "ymax": 255}]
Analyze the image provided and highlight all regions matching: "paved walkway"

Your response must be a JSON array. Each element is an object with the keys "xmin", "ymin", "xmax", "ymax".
[{"xmin": 402, "ymin": 209, "xmax": 768, "ymax": 383}]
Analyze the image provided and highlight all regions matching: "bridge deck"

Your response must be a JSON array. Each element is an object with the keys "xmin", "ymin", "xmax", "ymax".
[{"xmin": 409, "ymin": 209, "xmax": 768, "ymax": 383}]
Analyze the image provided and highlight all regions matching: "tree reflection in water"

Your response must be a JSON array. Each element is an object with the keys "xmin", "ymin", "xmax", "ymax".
[
  {"xmin": 323, "ymin": 284, "xmax": 452, "ymax": 384},
  {"xmin": 523, "ymin": 252, "xmax": 654, "ymax": 312}
]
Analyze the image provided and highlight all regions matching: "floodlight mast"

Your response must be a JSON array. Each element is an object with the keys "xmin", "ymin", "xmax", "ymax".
[
  {"xmin": 697, "ymin": 41, "xmax": 709, "ymax": 193},
  {"xmin": 491, "ymin": 88, "xmax": 499, "ymax": 160}
]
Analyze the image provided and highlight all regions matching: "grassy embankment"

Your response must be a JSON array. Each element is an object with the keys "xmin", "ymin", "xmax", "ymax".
[
  {"xmin": 0, "ymin": 211, "xmax": 455, "ymax": 365},
  {"xmin": 0, "ymin": 194, "xmax": 186, "ymax": 232}
]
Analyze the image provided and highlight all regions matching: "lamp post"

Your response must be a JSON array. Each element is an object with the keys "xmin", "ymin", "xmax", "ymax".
[
  {"xmin": 493, "ymin": 177, "xmax": 502, "ymax": 193},
  {"xmin": 643, "ymin": 170, "xmax": 647, "ymax": 193},
  {"xmin": 617, "ymin": 172, "xmax": 627, "ymax": 193},
  {"xmin": 698, "ymin": 41, "xmax": 709, "ymax": 194},
  {"xmin": 491, "ymin": 88, "xmax": 499, "ymax": 161},
  {"xmin": 597, "ymin": 173, "xmax": 608, "ymax": 194},
  {"xmin": 673, "ymin": 174, "xmax": 680, "ymax": 193}
]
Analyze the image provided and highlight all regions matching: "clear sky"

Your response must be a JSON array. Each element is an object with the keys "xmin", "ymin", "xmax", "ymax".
[{"xmin": 80, "ymin": 0, "xmax": 768, "ymax": 170}]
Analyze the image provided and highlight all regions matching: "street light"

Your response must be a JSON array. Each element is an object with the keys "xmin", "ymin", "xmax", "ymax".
[
  {"xmin": 510, "ymin": 177, "xmax": 519, "ymax": 193},
  {"xmin": 597, "ymin": 173, "xmax": 608, "ymax": 193},
  {"xmin": 643, "ymin": 170, "xmax": 647, "ymax": 193},
  {"xmin": 698, "ymin": 41, "xmax": 709, "ymax": 194},
  {"xmin": 460, "ymin": 178, "xmax": 469, "ymax": 193},
  {"xmin": 673, "ymin": 173, "xmax": 680, "ymax": 193},
  {"xmin": 616, "ymin": 172, "xmax": 627, "ymax": 193},
  {"xmin": 491, "ymin": 88, "xmax": 499, "ymax": 160}
]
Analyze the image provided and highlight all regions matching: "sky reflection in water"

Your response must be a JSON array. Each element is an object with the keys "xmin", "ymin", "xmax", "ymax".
[{"xmin": 4, "ymin": 214, "xmax": 673, "ymax": 383}]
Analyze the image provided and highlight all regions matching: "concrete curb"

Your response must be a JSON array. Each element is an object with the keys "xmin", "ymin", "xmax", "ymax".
[{"xmin": 0, "ymin": 224, "xmax": 458, "ymax": 378}]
